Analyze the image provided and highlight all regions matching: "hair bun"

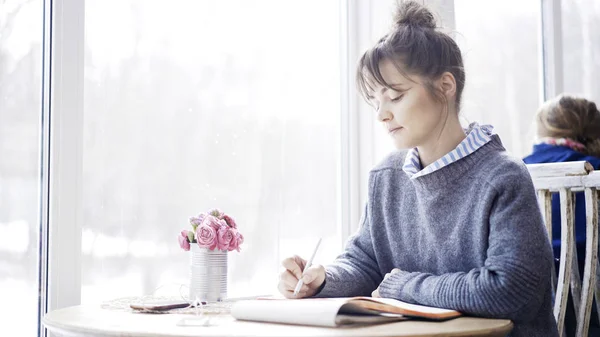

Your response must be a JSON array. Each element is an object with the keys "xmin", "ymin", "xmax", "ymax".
[
  {"xmin": 394, "ymin": 1, "xmax": 436, "ymax": 29},
  {"xmin": 588, "ymin": 101, "xmax": 599, "ymax": 116}
]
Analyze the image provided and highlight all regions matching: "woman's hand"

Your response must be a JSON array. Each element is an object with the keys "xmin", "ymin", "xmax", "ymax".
[
  {"xmin": 278, "ymin": 255, "xmax": 326, "ymax": 299},
  {"xmin": 372, "ymin": 268, "xmax": 402, "ymax": 297}
]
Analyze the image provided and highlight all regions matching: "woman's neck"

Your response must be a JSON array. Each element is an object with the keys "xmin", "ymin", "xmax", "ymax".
[{"xmin": 417, "ymin": 117, "xmax": 466, "ymax": 168}]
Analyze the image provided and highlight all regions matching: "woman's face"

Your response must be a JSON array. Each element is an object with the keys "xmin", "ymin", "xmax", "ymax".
[{"xmin": 368, "ymin": 59, "xmax": 445, "ymax": 150}]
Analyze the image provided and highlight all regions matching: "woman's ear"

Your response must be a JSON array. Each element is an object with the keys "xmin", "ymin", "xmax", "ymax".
[{"xmin": 438, "ymin": 72, "xmax": 457, "ymax": 98}]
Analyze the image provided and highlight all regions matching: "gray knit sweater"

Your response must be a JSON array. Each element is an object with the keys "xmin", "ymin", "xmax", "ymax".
[{"xmin": 317, "ymin": 135, "xmax": 558, "ymax": 337}]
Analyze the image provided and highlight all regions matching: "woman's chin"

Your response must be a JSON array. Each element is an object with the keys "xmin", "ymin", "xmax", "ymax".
[{"xmin": 392, "ymin": 138, "xmax": 416, "ymax": 150}]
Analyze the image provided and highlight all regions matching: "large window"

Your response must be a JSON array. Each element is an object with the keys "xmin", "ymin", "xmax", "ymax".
[
  {"xmin": 81, "ymin": 0, "xmax": 343, "ymax": 303},
  {"xmin": 0, "ymin": 1, "xmax": 43, "ymax": 336}
]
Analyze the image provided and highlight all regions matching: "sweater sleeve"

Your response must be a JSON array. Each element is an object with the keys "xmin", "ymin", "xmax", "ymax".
[
  {"xmin": 315, "ymin": 176, "xmax": 383, "ymax": 298},
  {"xmin": 377, "ymin": 167, "xmax": 554, "ymax": 322}
]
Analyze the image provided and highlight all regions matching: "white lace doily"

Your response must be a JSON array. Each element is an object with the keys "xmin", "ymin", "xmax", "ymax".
[{"xmin": 101, "ymin": 296, "xmax": 234, "ymax": 315}]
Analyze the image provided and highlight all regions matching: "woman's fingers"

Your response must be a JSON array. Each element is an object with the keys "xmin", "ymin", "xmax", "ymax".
[{"xmin": 281, "ymin": 256, "xmax": 304, "ymax": 279}]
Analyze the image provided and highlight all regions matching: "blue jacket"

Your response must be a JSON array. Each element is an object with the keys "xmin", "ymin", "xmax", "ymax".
[{"xmin": 523, "ymin": 143, "xmax": 600, "ymax": 272}]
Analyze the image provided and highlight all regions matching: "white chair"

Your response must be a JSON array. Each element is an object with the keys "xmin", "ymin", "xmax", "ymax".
[{"xmin": 527, "ymin": 161, "xmax": 599, "ymax": 337}]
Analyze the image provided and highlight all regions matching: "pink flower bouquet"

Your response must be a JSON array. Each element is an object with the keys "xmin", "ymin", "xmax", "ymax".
[{"xmin": 178, "ymin": 209, "xmax": 244, "ymax": 252}]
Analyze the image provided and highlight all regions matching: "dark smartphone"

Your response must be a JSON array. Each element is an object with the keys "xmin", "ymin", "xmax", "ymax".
[{"xmin": 130, "ymin": 300, "xmax": 192, "ymax": 311}]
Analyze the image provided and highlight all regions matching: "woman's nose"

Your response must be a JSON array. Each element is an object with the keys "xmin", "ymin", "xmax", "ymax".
[{"xmin": 377, "ymin": 108, "xmax": 392, "ymax": 123}]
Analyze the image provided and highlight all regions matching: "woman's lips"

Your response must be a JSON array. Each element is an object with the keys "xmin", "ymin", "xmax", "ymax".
[{"xmin": 388, "ymin": 127, "xmax": 403, "ymax": 134}]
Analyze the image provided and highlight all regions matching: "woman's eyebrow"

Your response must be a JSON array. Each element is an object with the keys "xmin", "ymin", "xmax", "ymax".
[{"xmin": 380, "ymin": 84, "xmax": 408, "ymax": 94}]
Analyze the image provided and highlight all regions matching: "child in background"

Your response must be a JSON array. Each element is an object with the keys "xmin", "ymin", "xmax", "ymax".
[
  {"xmin": 523, "ymin": 94, "xmax": 600, "ymax": 336},
  {"xmin": 278, "ymin": 1, "xmax": 557, "ymax": 337},
  {"xmin": 524, "ymin": 94, "xmax": 600, "ymax": 267}
]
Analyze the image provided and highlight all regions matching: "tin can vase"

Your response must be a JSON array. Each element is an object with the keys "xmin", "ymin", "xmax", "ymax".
[{"xmin": 189, "ymin": 245, "xmax": 228, "ymax": 303}]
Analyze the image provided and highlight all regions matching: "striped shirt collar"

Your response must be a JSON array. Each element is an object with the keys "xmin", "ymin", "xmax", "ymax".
[{"xmin": 402, "ymin": 123, "xmax": 495, "ymax": 179}]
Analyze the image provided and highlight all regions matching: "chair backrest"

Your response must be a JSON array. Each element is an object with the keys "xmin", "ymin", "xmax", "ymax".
[{"xmin": 526, "ymin": 161, "xmax": 599, "ymax": 337}]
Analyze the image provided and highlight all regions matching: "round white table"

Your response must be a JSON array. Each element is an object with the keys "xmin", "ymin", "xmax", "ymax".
[{"xmin": 43, "ymin": 305, "xmax": 513, "ymax": 337}]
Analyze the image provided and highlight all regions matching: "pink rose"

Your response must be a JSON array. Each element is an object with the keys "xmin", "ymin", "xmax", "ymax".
[
  {"xmin": 217, "ymin": 227, "xmax": 235, "ymax": 251},
  {"xmin": 195, "ymin": 224, "xmax": 217, "ymax": 250},
  {"xmin": 230, "ymin": 231, "xmax": 244, "ymax": 252},
  {"xmin": 178, "ymin": 230, "xmax": 190, "ymax": 251},
  {"xmin": 202, "ymin": 215, "xmax": 227, "ymax": 232},
  {"xmin": 235, "ymin": 233, "xmax": 244, "ymax": 252},
  {"xmin": 222, "ymin": 214, "xmax": 237, "ymax": 229}
]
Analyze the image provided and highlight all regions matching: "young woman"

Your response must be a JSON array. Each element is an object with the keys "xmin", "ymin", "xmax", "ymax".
[{"xmin": 278, "ymin": 2, "xmax": 558, "ymax": 336}]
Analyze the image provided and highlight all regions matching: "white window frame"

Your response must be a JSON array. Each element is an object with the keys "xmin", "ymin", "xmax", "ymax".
[
  {"xmin": 539, "ymin": 0, "xmax": 564, "ymax": 103},
  {"xmin": 339, "ymin": 0, "xmax": 364, "ymax": 242},
  {"xmin": 38, "ymin": 1, "xmax": 52, "ymax": 336},
  {"xmin": 42, "ymin": 0, "xmax": 85, "ymax": 328}
]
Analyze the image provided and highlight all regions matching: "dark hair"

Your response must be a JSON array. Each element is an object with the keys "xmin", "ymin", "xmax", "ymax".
[
  {"xmin": 357, "ymin": 0, "xmax": 465, "ymax": 111},
  {"xmin": 536, "ymin": 94, "xmax": 600, "ymax": 156}
]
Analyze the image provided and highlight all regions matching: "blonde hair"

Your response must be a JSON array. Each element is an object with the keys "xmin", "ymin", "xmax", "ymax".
[{"xmin": 536, "ymin": 94, "xmax": 600, "ymax": 157}]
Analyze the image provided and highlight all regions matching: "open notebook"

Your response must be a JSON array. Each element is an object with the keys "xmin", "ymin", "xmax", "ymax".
[{"xmin": 230, "ymin": 297, "xmax": 461, "ymax": 327}]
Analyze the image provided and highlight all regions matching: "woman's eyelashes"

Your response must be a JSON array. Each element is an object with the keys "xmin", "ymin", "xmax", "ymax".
[
  {"xmin": 368, "ymin": 92, "xmax": 404, "ymax": 111},
  {"xmin": 391, "ymin": 94, "xmax": 404, "ymax": 102}
]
